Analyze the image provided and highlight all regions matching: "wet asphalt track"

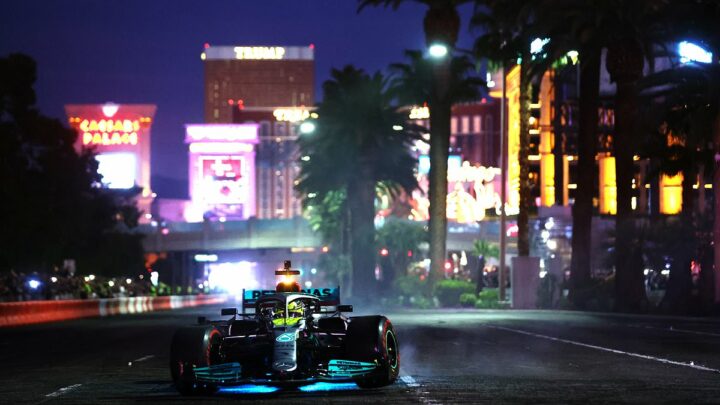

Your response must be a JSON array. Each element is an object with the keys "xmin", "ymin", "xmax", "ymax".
[{"xmin": 1, "ymin": 303, "xmax": 720, "ymax": 404}]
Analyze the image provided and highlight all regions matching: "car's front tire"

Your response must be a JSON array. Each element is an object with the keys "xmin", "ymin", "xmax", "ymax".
[
  {"xmin": 169, "ymin": 326, "xmax": 221, "ymax": 395},
  {"xmin": 345, "ymin": 315, "xmax": 399, "ymax": 388}
]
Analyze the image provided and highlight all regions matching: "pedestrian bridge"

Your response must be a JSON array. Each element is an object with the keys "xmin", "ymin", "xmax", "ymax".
[{"xmin": 140, "ymin": 218, "xmax": 503, "ymax": 253}]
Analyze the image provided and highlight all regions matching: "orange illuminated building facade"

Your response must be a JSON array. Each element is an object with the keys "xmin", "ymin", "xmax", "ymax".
[
  {"xmin": 502, "ymin": 60, "xmax": 692, "ymax": 217},
  {"xmin": 65, "ymin": 103, "xmax": 156, "ymax": 214}
]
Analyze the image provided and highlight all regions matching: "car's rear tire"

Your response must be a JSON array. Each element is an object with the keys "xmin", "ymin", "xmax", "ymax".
[
  {"xmin": 345, "ymin": 316, "xmax": 399, "ymax": 388},
  {"xmin": 169, "ymin": 326, "xmax": 222, "ymax": 395}
]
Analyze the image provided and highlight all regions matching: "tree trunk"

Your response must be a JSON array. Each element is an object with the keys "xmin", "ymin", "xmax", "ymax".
[
  {"xmin": 682, "ymin": 166, "xmax": 696, "ymax": 217},
  {"xmin": 427, "ymin": 94, "xmax": 451, "ymax": 294},
  {"xmin": 423, "ymin": 5, "xmax": 459, "ymax": 298},
  {"xmin": 475, "ymin": 256, "xmax": 486, "ymax": 294},
  {"xmin": 606, "ymin": 43, "xmax": 646, "ymax": 312},
  {"xmin": 347, "ymin": 174, "xmax": 377, "ymax": 302},
  {"xmin": 662, "ymin": 168, "xmax": 697, "ymax": 313},
  {"xmin": 569, "ymin": 47, "xmax": 601, "ymax": 308},
  {"xmin": 517, "ymin": 58, "xmax": 532, "ymax": 257}
]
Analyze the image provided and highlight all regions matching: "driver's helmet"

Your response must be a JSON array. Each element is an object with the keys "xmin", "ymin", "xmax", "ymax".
[
  {"xmin": 287, "ymin": 300, "xmax": 303, "ymax": 318},
  {"xmin": 271, "ymin": 300, "xmax": 304, "ymax": 326}
]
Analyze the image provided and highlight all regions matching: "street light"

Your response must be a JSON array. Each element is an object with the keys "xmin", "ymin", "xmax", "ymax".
[
  {"xmin": 428, "ymin": 43, "xmax": 448, "ymax": 59},
  {"xmin": 300, "ymin": 121, "xmax": 316, "ymax": 134},
  {"xmin": 678, "ymin": 41, "xmax": 713, "ymax": 64}
]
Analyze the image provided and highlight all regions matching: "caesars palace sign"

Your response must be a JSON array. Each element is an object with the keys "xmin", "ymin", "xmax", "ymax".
[{"xmin": 76, "ymin": 119, "xmax": 142, "ymax": 146}]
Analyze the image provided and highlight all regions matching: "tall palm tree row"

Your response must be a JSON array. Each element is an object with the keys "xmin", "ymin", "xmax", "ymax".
[
  {"xmin": 359, "ymin": 0, "xmax": 472, "ymax": 288},
  {"xmin": 296, "ymin": 66, "xmax": 418, "ymax": 300},
  {"xmin": 640, "ymin": 63, "xmax": 718, "ymax": 312},
  {"xmin": 474, "ymin": 0, "xmax": 696, "ymax": 309},
  {"xmin": 537, "ymin": 0, "xmax": 719, "ymax": 310},
  {"xmin": 637, "ymin": 0, "xmax": 720, "ymax": 310}
]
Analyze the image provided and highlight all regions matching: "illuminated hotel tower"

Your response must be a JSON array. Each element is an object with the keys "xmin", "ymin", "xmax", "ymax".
[
  {"xmin": 201, "ymin": 45, "xmax": 315, "ymax": 219},
  {"xmin": 202, "ymin": 45, "xmax": 314, "ymax": 123}
]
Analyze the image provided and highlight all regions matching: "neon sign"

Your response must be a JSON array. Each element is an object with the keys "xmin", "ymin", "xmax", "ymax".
[
  {"xmin": 79, "ymin": 119, "xmax": 141, "ymax": 146},
  {"xmin": 233, "ymin": 46, "xmax": 286, "ymax": 60},
  {"xmin": 199, "ymin": 156, "xmax": 247, "ymax": 204},
  {"xmin": 410, "ymin": 160, "xmax": 504, "ymax": 223},
  {"xmin": 409, "ymin": 106, "xmax": 430, "ymax": 120},
  {"xmin": 186, "ymin": 124, "xmax": 258, "ymax": 142},
  {"xmin": 506, "ymin": 65, "xmax": 522, "ymax": 215},
  {"xmin": 273, "ymin": 108, "xmax": 311, "ymax": 122}
]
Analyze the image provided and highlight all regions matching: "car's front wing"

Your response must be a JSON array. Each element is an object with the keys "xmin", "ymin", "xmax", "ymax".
[{"xmin": 193, "ymin": 359, "xmax": 377, "ymax": 386}]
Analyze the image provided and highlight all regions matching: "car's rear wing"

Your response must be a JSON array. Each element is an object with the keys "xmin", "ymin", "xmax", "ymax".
[{"xmin": 241, "ymin": 287, "xmax": 341, "ymax": 312}]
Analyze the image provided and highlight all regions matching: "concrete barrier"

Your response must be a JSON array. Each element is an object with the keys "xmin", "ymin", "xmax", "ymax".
[{"xmin": 0, "ymin": 294, "xmax": 227, "ymax": 327}]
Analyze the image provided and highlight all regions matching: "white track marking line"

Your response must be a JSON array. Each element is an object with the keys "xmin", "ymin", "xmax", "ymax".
[
  {"xmin": 627, "ymin": 324, "xmax": 720, "ymax": 338},
  {"xmin": 399, "ymin": 373, "xmax": 442, "ymax": 404},
  {"xmin": 45, "ymin": 384, "xmax": 82, "ymax": 398},
  {"xmin": 400, "ymin": 374, "xmax": 419, "ymax": 387},
  {"xmin": 128, "ymin": 354, "xmax": 155, "ymax": 366},
  {"xmin": 486, "ymin": 324, "xmax": 720, "ymax": 374}
]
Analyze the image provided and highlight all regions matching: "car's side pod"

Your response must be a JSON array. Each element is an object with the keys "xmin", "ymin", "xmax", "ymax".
[{"xmin": 337, "ymin": 304, "xmax": 353, "ymax": 312}]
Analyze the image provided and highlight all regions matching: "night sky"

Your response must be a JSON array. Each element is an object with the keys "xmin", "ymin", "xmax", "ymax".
[{"xmin": 2, "ymin": 1, "xmax": 476, "ymax": 198}]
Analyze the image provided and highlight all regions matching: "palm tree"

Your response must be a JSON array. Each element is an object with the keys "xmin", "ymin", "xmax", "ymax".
[
  {"xmin": 553, "ymin": 0, "xmax": 719, "ymax": 311},
  {"xmin": 473, "ymin": 0, "xmax": 560, "ymax": 261},
  {"xmin": 296, "ymin": 66, "xmax": 418, "ymax": 300},
  {"xmin": 535, "ymin": 0, "xmax": 669, "ymax": 311},
  {"xmin": 640, "ymin": 60, "xmax": 720, "ymax": 311},
  {"xmin": 359, "ymin": 0, "xmax": 472, "ymax": 287},
  {"xmin": 530, "ymin": 1, "xmax": 607, "ymax": 308},
  {"xmin": 472, "ymin": 239, "xmax": 499, "ymax": 293},
  {"xmin": 389, "ymin": 50, "xmax": 484, "ymax": 292},
  {"xmin": 376, "ymin": 218, "xmax": 428, "ymax": 292}
]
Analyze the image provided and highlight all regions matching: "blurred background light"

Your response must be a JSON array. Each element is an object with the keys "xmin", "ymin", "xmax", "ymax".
[
  {"xmin": 678, "ymin": 41, "xmax": 713, "ymax": 64},
  {"xmin": 207, "ymin": 261, "xmax": 258, "ymax": 295},
  {"xmin": 95, "ymin": 153, "xmax": 137, "ymax": 189},
  {"xmin": 428, "ymin": 43, "xmax": 448, "ymax": 58}
]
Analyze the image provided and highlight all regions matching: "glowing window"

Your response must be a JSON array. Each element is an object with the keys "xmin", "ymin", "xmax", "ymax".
[
  {"xmin": 96, "ymin": 153, "xmax": 136, "ymax": 189},
  {"xmin": 461, "ymin": 116, "xmax": 470, "ymax": 134}
]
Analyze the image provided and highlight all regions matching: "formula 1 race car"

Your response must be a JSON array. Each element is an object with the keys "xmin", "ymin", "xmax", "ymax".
[{"xmin": 169, "ymin": 260, "xmax": 399, "ymax": 395}]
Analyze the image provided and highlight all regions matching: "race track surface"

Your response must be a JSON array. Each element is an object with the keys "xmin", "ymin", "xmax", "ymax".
[{"xmin": 2, "ymin": 303, "xmax": 720, "ymax": 404}]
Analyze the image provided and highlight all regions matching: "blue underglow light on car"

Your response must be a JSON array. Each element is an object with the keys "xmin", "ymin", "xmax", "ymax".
[
  {"xmin": 298, "ymin": 382, "xmax": 359, "ymax": 392},
  {"xmin": 218, "ymin": 384, "xmax": 280, "ymax": 394}
]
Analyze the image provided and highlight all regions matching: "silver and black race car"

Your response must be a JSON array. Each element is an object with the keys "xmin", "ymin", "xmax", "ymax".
[{"xmin": 169, "ymin": 260, "xmax": 399, "ymax": 395}]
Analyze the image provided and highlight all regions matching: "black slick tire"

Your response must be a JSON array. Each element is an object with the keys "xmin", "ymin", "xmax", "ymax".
[
  {"xmin": 345, "ymin": 315, "xmax": 400, "ymax": 388},
  {"xmin": 169, "ymin": 326, "xmax": 221, "ymax": 395}
]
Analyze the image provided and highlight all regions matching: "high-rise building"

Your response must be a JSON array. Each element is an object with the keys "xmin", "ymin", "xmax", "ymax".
[
  {"xmin": 202, "ymin": 45, "xmax": 314, "ymax": 123},
  {"xmin": 201, "ymin": 45, "xmax": 314, "ymax": 220},
  {"xmin": 233, "ymin": 107, "xmax": 309, "ymax": 219}
]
